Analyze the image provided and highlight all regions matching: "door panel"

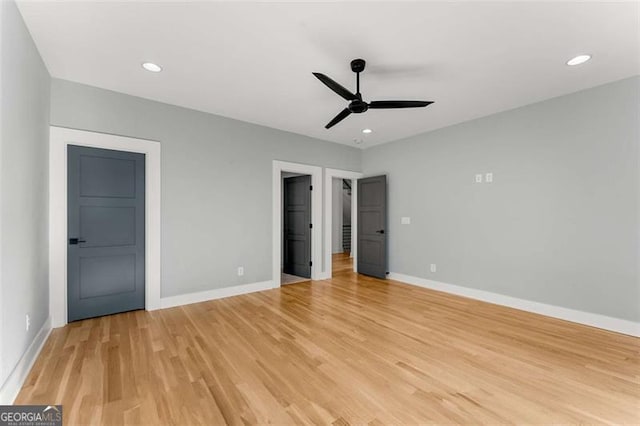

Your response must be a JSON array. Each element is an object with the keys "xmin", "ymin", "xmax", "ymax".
[
  {"xmin": 360, "ymin": 240, "xmax": 384, "ymax": 267},
  {"xmin": 360, "ymin": 180, "xmax": 383, "ymax": 207},
  {"xmin": 68, "ymin": 145, "xmax": 145, "ymax": 322},
  {"xmin": 361, "ymin": 211, "xmax": 382, "ymax": 234},
  {"xmin": 283, "ymin": 175, "xmax": 312, "ymax": 278},
  {"xmin": 357, "ymin": 175, "xmax": 387, "ymax": 278},
  {"xmin": 79, "ymin": 155, "xmax": 136, "ymax": 198},
  {"xmin": 79, "ymin": 254, "xmax": 136, "ymax": 299},
  {"xmin": 80, "ymin": 206, "xmax": 136, "ymax": 247}
]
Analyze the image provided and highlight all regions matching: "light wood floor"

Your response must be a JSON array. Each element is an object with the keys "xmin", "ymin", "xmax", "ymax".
[
  {"xmin": 16, "ymin": 271, "xmax": 639, "ymax": 424},
  {"xmin": 281, "ymin": 273, "xmax": 310, "ymax": 285},
  {"xmin": 332, "ymin": 252, "xmax": 352, "ymax": 274}
]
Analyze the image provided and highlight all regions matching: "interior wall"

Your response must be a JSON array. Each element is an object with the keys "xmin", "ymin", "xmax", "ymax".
[
  {"xmin": 362, "ymin": 76, "xmax": 639, "ymax": 322},
  {"xmin": 342, "ymin": 181, "xmax": 351, "ymax": 224},
  {"xmin": 342, "ymin": 180, "xmax": 352, "ymax": 253},
  {"xmin": 49, "ymin": 79, "xmax": 361, "ymax": 298},
  {"xmin": 0, "ymin": 0, "xmax": 50, "ymax": 387},
  {"xmin": 331, "ymin": 178, "xmax": 343, "ymax": 253}
]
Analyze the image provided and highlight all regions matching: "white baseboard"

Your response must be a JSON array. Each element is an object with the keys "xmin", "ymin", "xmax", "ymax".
[
  {"xmin": 0, "ymin": 316, "xmax": 52, "ymax": 404},
  {"xmin": 388, "ymin": 273, "xmax": 640, "ymax": 337},
  {"xmin": 160, "ymin": 280, "xmax": 276, "ymax": 309}
]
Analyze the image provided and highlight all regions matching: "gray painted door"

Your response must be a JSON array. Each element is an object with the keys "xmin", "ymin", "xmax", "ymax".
[
  {"xmin": 67, "ymin": 145, "xmax": 145, "ymax": 322},
  {"xmin": 283, "ymin": 175, "xmax": 312, "ymax": 278},
  {"xmin": 357, "ymin": 175, "xmax": 387, "ymax": 279}
]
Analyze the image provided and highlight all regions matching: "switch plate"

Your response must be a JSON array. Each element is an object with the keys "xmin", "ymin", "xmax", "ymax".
[
  {"xmin": 237, "ymin": 266, "xmax": 244, "ymax": 277},
  {"xmin": 430, "ymin": 264, "xmax": 437, "ymax": 273},
  {"xmin": 475, "ymin": 174, "xmax": 483, "ymax": 183},
  {"xmin": 26, "ymin": 314, "xmax": 30, "ymax": 331},
  {"xmin": 485, "ymin": 173, "xmax": 493, "ymax": 183},
  {"xmin": 401, "ymin": 217, "xmax": 411, "ymax": 225}
]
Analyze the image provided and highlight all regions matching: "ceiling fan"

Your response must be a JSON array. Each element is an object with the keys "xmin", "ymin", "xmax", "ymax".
[{"xmin": 313, "ymin": 58, "xmax": 433, "ymax": 129}]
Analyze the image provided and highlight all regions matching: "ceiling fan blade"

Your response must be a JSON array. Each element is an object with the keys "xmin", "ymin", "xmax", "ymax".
[
  {"xmin": 325, "ymin": 108, "xmax": 351, "ymax": 129},
  {"xmin": 313, "ymin": 73, "xmax": 358, "ymax": 101},
  {"xmin": 368, "ymin": 100, "xmax": 433, "ymax": 109}
]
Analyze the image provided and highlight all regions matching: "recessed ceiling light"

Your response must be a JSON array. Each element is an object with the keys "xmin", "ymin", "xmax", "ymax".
[
  {"xmin": 142, "ymin": 62, "xmax": 162, "ymax": 73},
  {"xmin": 566, "ymin": 55, "xmax": 591, "ymax": 66},
  {"xmin": 362, "ymin": 128, "xmax": 372, "ymax": 134}
]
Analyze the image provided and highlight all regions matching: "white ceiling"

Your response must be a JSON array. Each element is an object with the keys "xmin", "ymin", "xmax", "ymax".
[{"xmin": 17, "ymin": 1, "xmax": 640, "ymax": 148}]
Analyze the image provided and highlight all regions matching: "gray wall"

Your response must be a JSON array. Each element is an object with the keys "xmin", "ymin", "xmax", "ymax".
[
  {"xmin": 343, "ymin": 181, "xmax": 352, "ymax": 253},
  {"xmin": 331, "ymin": 179, "xmax": 352, "ymax": 253},
  {"xmin": 363, "ymin": 76, "xmax": 639, "ymax": 322},
  {"xmin": 343, "ymin": 183, "xmax": 351, "ymax": 226},
  {"xmin": 50, "ymin": 79, "xmax": 361, "ymax": 297},
  {"xmin": 0, "ymin": 0, "xmax": 50, "ymax": 387},
  {"xmin": 332, "ymin": 178, "xmax": 343, "ymax": 253}
]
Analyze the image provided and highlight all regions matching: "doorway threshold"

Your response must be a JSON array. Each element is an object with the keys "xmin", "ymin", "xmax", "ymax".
[{"xmin": 281, "ymin": 273, "xmax": 310, "ymax": 285}]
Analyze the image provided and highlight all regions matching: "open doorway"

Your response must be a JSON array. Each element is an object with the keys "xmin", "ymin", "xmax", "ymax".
[
  {"xmin": 281, "ymin": 172, "xmax": 312, "ymax": 285},
  {"xmin": 331, "ymin": 178, "xmax": 354, "ymax": 275},
  {"xmin": 323, "ymin": 168, "xmax": 362, "ymax": 279}
]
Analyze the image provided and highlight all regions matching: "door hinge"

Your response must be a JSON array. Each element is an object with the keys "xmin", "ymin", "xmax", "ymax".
[
  {"xmin": 309, "ymin": 261, "xmax": 313, "ymax": 266},
  {"xmin": 309, "ymin": 223, "xmax": 313, "ymax": 229},
  {"xmin": 310, "ymin": 185, "xmax": 313, "ymax": 191}
]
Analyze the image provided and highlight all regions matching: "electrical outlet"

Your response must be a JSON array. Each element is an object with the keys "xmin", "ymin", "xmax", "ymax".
[
  {"xmin": 475, "ymin": 174, "xmax": 483, "ymax": 183},
  {"xmin": 430, "ymin": 264, "xmax": 437, "ymax": 273},
  {"xmin": 26, "ymin": 314, "xmax": 30, "ymax": 331},
  {"xmin": 485, "ymin": 172, "xmax": 493, "ymax": 183},
  {"xmin": 401, "ymin": 217, "xmax": 411, "ymax": 225},
  {"xmin": 237, "ymin": 266, "xmax": 244, "ymax": 277}
]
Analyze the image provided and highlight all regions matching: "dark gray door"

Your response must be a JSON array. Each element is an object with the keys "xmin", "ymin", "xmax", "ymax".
[
  {"xmin": 283, "ymin": 175, "xmax": 312, "ymax": 278},
  {"xmin": 357, "ymin": 175, "xmax": 387, "ymax": 279},
  {"xmin": 67, "ymin": 145, "xmax": 145, "ymax": 322}
]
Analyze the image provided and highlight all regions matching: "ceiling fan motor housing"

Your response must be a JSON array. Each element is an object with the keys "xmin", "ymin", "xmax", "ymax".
[{"xmin": 348, "ymin": 100, "xmax": 368, "ymax": 113}]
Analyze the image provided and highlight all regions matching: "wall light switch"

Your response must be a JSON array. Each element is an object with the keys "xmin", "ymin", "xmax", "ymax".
[
  {"xmin": 237, "ymin": 266, "xmax": 244, "ymax": 276},
  {"xmin": 430, "ymin": 264, "xmax": 437, "ymax": 273},
  {"xmin": 475, "ymin": 174, "xmax": 483, "ymax": 183},
  {"xmin": 401, "ymin": 217, "xmax": 411, "ymax": 225},
  {"xmin": 485, "ymin": 173, "xmax": 493, "ymax": 183}
]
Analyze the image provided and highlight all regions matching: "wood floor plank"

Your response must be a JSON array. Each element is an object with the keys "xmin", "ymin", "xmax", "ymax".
[{"xmin": 15, "ymin": 270, "xmax": 640, "ymax": 424}]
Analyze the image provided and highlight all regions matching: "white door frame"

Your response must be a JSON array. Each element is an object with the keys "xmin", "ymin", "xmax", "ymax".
[
  {"xmin": 324, "ymin": 168, "xmax": 363, "ymax": 279},
  {"xmin": 272, "ymin": 160, "xmax": 322, "ymax": 286},
  {"xmin": 49, "ymin": 126, "xmax": 161, "ymax": 328}
]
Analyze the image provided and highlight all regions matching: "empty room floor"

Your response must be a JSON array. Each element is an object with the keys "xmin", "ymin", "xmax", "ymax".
[{"xmin": 16, "ymin": 273, "xmax": 639, "ymax": 424}]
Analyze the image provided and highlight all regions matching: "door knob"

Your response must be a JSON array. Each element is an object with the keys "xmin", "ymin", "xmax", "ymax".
[
  {"xmin": 69, "ymin": 238, "xmax": 86, "ymax": 245},
  {"xmin": 375, "ymin": 230, "xmax": 385, "ymax": 234}
]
